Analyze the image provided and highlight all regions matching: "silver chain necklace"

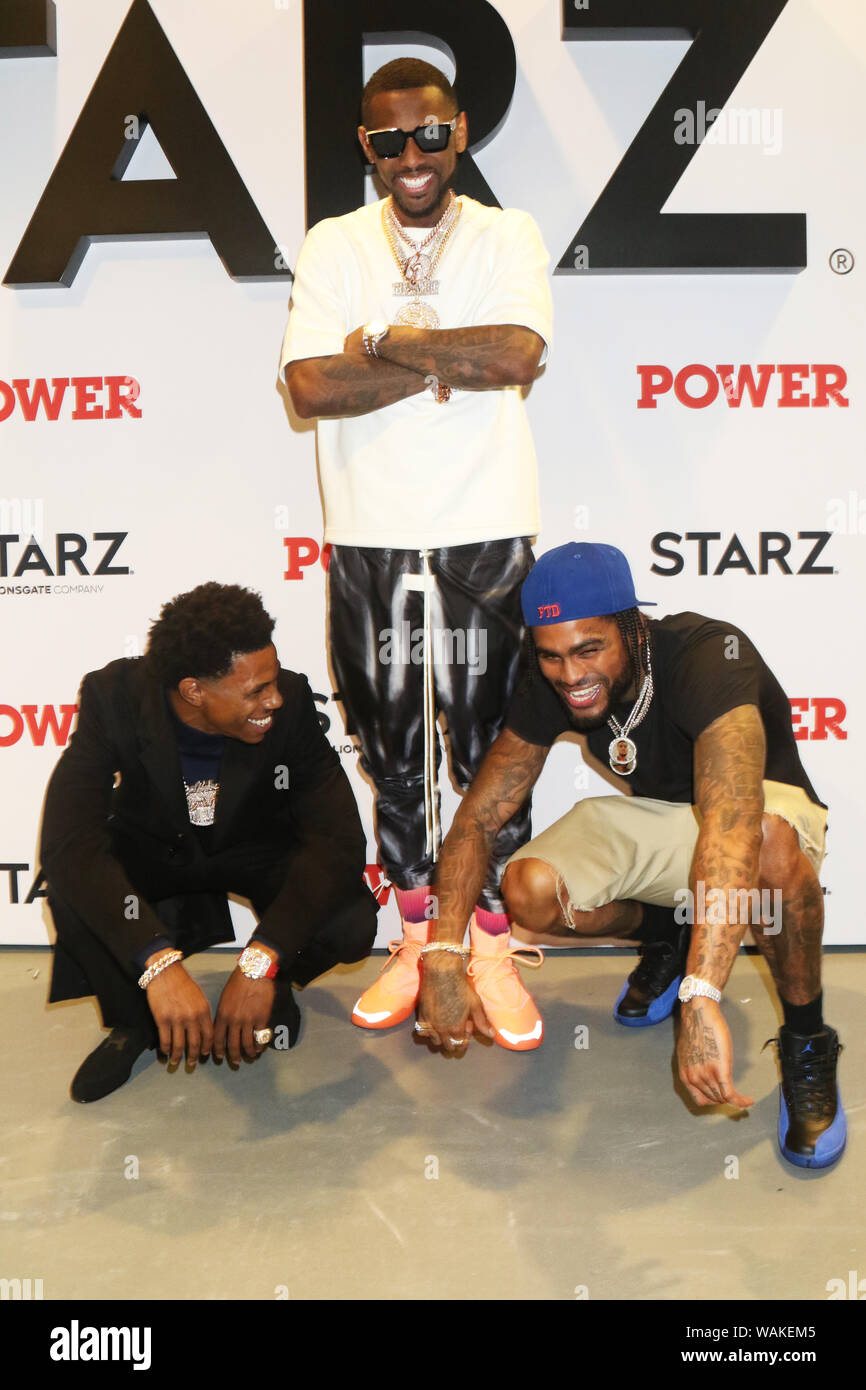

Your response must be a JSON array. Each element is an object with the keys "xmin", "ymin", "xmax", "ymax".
[{"xmin": 607, "ymin": 637, "xmax": 653, "ymax": 776}]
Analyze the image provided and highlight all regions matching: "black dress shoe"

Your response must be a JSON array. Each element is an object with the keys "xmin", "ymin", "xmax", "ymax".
[{"xmin": 71, "ymin": 1024, "xmax": 156, "ymax": 1103}]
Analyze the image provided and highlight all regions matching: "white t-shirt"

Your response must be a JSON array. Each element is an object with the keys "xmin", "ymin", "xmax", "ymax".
[{"xmin": 279, "ymin": 196, "xmax": 553, "ymax": 549}]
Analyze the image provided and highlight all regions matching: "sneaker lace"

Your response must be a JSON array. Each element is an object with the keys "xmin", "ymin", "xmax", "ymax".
[
  {"xmin": 763, "ymin": 1036, "xmax": 843, "ymax": 1118},
  {"xmin": 468, "ymin": 945, "xmax": 544, "ymax": 990},
  {"xmin": 378, "ymin": 938, "xmax": 421, "ymax": 975}
]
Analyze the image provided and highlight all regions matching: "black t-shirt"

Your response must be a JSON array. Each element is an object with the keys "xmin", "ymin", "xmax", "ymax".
[{"xmin": 505, "ymin": 612, "xmax": 823, "ymax": 808}]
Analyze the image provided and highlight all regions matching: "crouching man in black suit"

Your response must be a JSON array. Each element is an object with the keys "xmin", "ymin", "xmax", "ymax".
[{"xmin": 41, "ymin": 582, "xmax": 378, "ymax": 1102}]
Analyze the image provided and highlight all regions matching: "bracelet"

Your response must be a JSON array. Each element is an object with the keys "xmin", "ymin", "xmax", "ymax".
[
  {"xmin": 420, "ymin": 943, "xmax": 470, "ymax": 960},
  {"xmin": 138, "ymin": 949, "xmax": 183, "ymax": 990}
]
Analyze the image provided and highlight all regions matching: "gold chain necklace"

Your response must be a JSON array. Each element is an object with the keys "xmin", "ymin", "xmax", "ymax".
[
  {"xmin": 382, "ymin": 194, "xmax": 462, "ymax": 329},
  {"xmin": 387, "ymin": 190, "xmax": 456, "ymax": 256}
]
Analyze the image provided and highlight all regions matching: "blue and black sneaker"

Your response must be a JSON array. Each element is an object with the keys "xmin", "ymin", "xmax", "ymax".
[
  {"xmin": 768, "ymin": 1025, "xmax": 846, "ymax": 1169},
  {"xmin": 614, "ymin": 924, "xmax": 688, "ymax": 1028}
]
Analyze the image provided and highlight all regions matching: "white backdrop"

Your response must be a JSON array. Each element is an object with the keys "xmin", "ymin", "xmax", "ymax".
[{"xmin": 1, "ymin": 0, "xmax": 863, "ymax": 950}]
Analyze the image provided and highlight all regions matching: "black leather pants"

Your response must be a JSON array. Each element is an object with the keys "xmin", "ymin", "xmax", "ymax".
[{"xmin": 327, "ymin": 537, "xmax": 534, "ymax": 912}]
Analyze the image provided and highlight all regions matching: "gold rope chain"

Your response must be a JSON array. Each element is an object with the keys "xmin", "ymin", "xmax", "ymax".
[
  {"xmin": 382, "ymin": 193, "xmax": 462, "ymax": 285},
  {"xmin": 381, "ymin": 195, "xmax": 462, "ymax": 402},
  {"xmin": 386, "ymin": 189, "xmax": 457, "ymax": 256}
]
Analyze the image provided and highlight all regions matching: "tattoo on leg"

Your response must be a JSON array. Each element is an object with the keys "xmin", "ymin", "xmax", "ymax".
[{"xmin": 753, "ymin": 861, "xmax": 823, "ymax": 1004}]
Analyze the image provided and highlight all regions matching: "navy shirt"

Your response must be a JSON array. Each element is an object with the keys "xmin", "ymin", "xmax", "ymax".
[
  {"xmin": 134, "ymin": 700, "xmax": 226, "ymax": 973},
  {"xmin": 167, "ymin": 696, "xmax": 225, "ymax": 846}
]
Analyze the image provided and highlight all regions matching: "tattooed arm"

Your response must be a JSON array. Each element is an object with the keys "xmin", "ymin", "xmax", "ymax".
[
  {"xmin": 677, "ymin": 703, "xmax": 765, "ymax": 1109},
  {"xmin": 417, "ymin": 728, "xmax": 549, "ymax": 1053},
  {"xmin": 370, "ymin": 324, "xmax": 546, "ymax": 389},
  {"xmin": 285, "ymin": 354, "xmax": 428, "ymax": 419},
  {"xmin": 433, "ymin": 728, "xmax": 549, "ymax": 944},
  {"xmin": 688, "ymin": 703, "xmax": 766, "ymax": 987},
  {"xmin": 287, "ymin": 323, "xmax": 545, "ymax": 419}
]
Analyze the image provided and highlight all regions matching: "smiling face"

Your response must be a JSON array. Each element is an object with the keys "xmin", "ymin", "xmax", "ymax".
[
  {"xmin": 171, "ymin": 644, "xmax": 283, "ymax": 744},
  {"xmin": 533, "ymin": 616, "xmax": 638, "ymax": 732},
  {"xmin": 358, "ymin": 85, "xmax": 468, "ymax": 225}
]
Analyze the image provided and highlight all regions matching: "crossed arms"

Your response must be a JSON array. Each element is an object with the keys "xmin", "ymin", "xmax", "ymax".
[{"xmin": 285, "ymin": 324, "xmax": 545, "ymax": 419}]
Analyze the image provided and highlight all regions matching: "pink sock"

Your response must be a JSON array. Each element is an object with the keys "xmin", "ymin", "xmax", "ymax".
[
  {"xmin": 395, "ymin": 886, "xmax": 434, "ymax": 924},
  {"xmin": 474, "ymin": 907, "xmax": 510, "ymax": 936}
]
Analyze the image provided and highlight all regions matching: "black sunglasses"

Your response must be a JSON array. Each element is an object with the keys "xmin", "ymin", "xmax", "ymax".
[{"xmin": 365, "ymin": 118, "xmax": 458, "ymax": 160}]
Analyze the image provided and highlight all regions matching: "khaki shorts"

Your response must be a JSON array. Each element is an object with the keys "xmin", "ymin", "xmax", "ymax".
[{"xmin": 506, "ymin": 780, "xmax": 826, "ymax": 922}]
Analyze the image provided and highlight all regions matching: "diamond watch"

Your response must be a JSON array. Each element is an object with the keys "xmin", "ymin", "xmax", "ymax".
[
  {"xmin": 237, "ymin": 946, "xmax": 279, "ymax": 980},
  {"xmin": 362, "ymin": 321, "xmax": 390, "ymax": 358},
  {"xmin": 678, "ymin": 974, "xmax": 722, "ymax": 1004}
]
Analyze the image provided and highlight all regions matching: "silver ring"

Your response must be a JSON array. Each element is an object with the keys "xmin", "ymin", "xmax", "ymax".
[
  {"xmin": 448, "ymin": 1037, "xmax": 466, "ymax": 1047},
  {"xmin": 414, "ymin": 1022, "xmax": 433, "ymax": 1036},
  {"xmin": 254, "ymin": 1028, "xmax": 273, "ymax": 1046}
]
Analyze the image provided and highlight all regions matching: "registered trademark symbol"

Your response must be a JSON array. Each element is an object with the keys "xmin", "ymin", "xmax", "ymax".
[{"xmin": 829, "ymin": 248, "xmax": 854, "ymax": 274}]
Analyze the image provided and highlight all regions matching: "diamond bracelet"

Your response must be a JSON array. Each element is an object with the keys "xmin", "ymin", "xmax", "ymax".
[
  {"xmin": 137, "ymin": 949, "xmax": 183, "ymax": 990},
  {"xmin": 419, "ymin": 943, "xmax": 470, "ymax": 959}
]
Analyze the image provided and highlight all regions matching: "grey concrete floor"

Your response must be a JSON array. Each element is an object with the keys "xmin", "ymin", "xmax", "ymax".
[{"xmin": 0, "ymin": 948, "xmax": 863, "ymax": 1302}]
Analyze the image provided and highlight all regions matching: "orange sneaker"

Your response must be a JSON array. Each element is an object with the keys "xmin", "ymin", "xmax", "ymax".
[
  {"xmin": 467, "ymin": 920, "xmax": 544, "ymax": 1051},
  {"xmin": 351, "ymin": 919, "xmax": 429, "ymax": 1029}
]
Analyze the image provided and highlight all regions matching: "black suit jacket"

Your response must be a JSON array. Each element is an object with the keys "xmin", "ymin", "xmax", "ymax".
[{"xmin": 41, "ymin": 657, "xmax": 370, "ymax": 988}]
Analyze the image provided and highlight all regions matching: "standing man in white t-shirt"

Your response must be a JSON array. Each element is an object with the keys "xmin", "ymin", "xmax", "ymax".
[{"xmin": 280, "ymin": 58, "xmax": 553, "ymax": 1051}]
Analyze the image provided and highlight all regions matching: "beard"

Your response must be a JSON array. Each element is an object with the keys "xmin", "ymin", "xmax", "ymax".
[
  {"xmin": 389, "ymin": 164, "xmax": 457, "ymax": 222},
  {"xmin": 556, "ymin": 664, "xmax": 635, "ymax": 733}
]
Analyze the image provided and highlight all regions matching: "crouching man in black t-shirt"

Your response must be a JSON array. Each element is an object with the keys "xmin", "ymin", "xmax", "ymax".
[
  {"xmin": 41, "ymin": 583, "xmax": 378, "ymax": 1102},
  {"xmin": 417, "ymin": 542, "xmax": 845, "ymax": 1171}
]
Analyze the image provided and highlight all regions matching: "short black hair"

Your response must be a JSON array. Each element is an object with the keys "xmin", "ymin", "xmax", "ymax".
[
  {"xmin": 145, "ymin": 582, "xmax": 276, "ymax": 688},
  {"xmin": 361, "ymin": 59, "xmax": 458, "ymax": 127}
]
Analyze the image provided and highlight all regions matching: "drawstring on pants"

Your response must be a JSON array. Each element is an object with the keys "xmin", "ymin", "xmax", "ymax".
[{"xmin": 419, "ymin": 549, "xmax": 441, "ymax": 861}]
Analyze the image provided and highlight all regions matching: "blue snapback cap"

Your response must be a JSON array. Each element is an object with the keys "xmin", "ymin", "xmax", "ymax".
[{"xmin": 521, "ymin": 542, "xmax": 656, "ymax": 626}]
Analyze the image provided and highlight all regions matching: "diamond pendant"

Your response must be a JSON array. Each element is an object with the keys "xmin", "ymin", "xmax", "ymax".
[
  {"xmin": 608, "ymin": 736, "xmax": 637, "ymax": 777},
  {"xmin": 403, "ymin": 252, "xmax": 432, "ymax": 286},
  {"xmin": 394, "ymin": 298, "xmax": 440, "ymax": 329}
]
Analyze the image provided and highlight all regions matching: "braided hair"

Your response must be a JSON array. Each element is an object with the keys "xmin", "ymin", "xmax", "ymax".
[{"xmin": 613, "ymin": 607, "xmax": 650, "ymax": 694}]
